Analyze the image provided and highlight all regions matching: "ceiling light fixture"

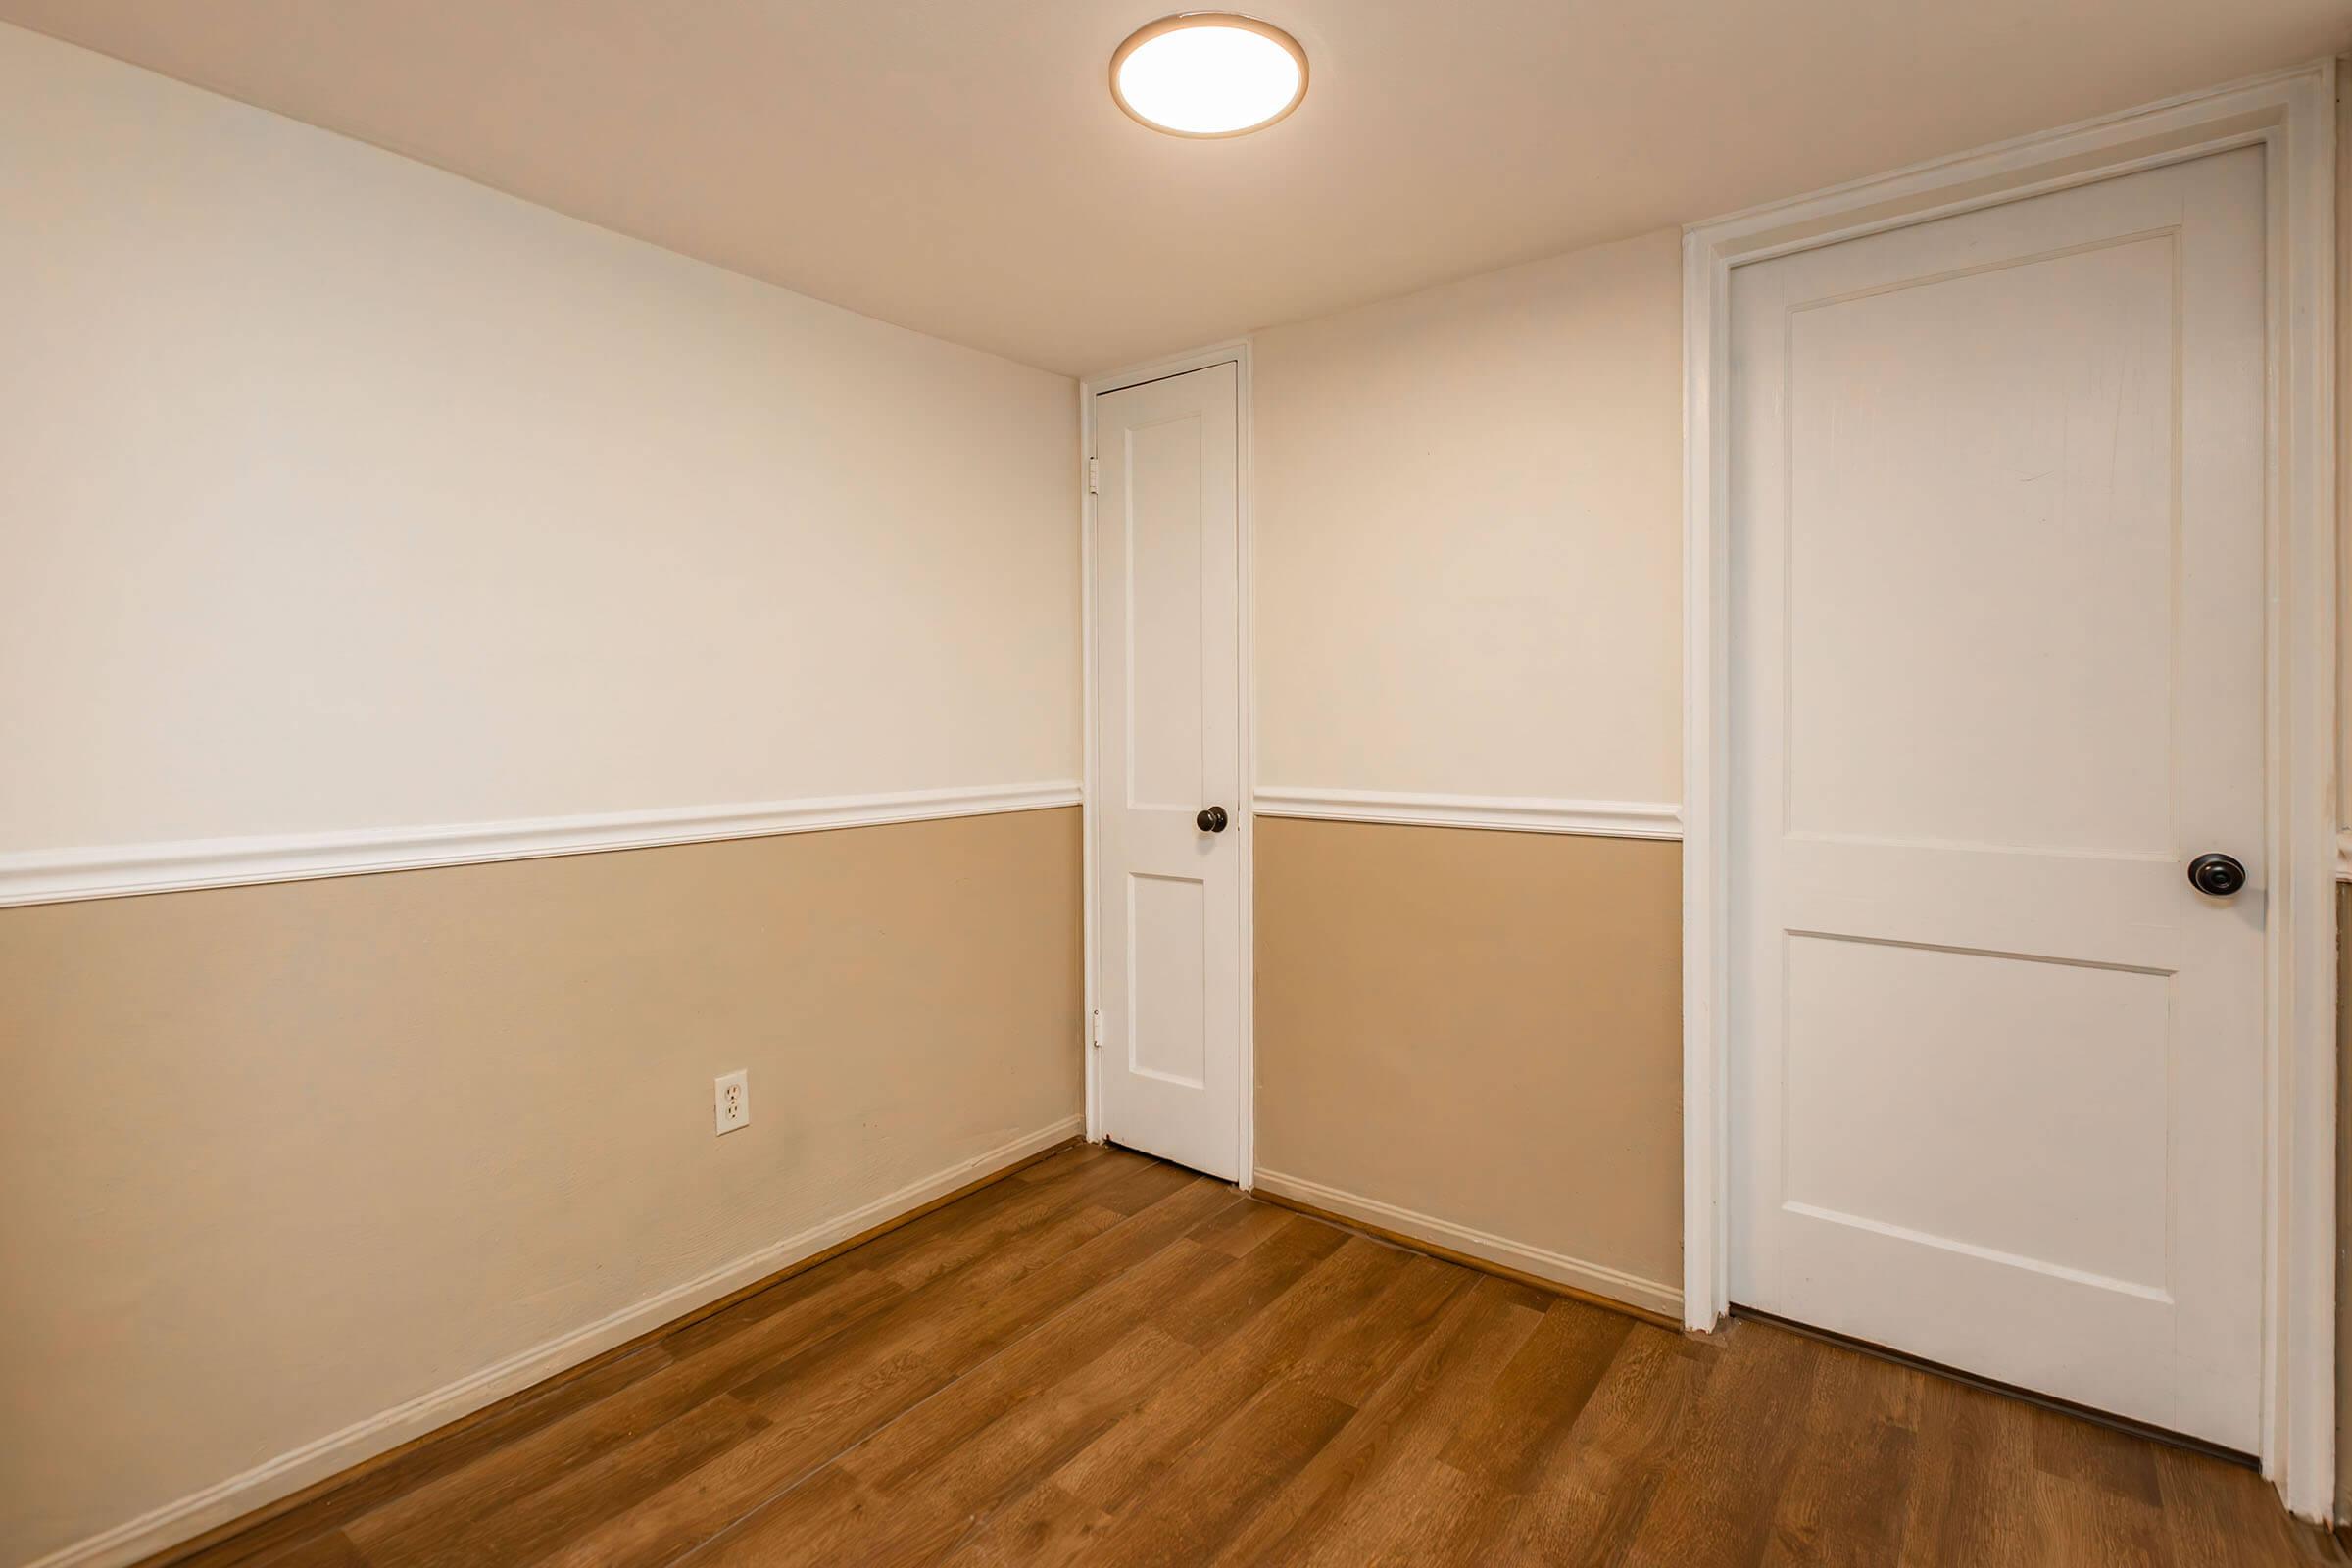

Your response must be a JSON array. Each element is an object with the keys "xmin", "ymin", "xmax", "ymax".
[{"xmin": 1109, "ymin": 14, "xmax": 1308, "ymax": 139}]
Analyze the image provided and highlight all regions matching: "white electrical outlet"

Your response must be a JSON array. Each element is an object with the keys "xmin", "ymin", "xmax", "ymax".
[{"xmin": 714, "ymin": 1069, "xmax": 749, "ymax": 1135}]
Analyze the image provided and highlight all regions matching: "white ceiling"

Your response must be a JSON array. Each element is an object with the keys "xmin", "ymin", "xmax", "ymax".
[{"xmin": 7, "ymin": 1, "xmax": 2348, "ymax": 374}]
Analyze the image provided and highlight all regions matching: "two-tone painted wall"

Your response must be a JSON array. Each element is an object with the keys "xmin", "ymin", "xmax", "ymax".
[
  {"xmin": 0, "ymin": 24, "xmax": 1082, "ymax": 1567},
  {"xmin": 1249, "ymin": 229, "xmax": 1687, "ymax": 1313},
  {"xmin": 6, "ymin": 17, "xmax": 2349, "ymax": 1560}
]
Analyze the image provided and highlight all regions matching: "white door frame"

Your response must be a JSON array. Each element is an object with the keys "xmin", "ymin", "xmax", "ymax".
[
  {"xmin": 1681, "ymin": 61, "xmax": 2337, "ymax": 1517},
  {"xmin": 1078, "ymin": 339, "xmax": 1257, "ymax": 1188}
]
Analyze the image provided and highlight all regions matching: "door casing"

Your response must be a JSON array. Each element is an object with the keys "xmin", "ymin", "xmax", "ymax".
[
  {"xmin": 1079, "ymin": 339, "xmax": 1257, "ymax": 1187},
  {"xmin": 1681, "ymin": 62, "xmax": 2338, "ymax": 1518}
]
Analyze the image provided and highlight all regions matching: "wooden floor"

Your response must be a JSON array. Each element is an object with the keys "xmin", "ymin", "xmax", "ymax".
[{"xmin": 156, "ymin": 1143, "xmax": 2337, "ymax": 1568}]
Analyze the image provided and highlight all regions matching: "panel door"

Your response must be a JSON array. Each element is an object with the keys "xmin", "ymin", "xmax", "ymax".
[
  {"xmin": 1094, "ymin": 362, "xmax": 1243, "ymax": 1180},
  {"xmin": 1727, "ymin": 148, "xmax": 2267, "ymax": 1447}
]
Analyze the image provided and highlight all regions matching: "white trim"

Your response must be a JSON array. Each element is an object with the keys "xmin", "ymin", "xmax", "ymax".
[
  {"xmin": 2336, "ymin": 829, "xmax": 2352, "ymax": 882},
  {"xmin": 2267, "ymin": 58, "xmax": 2340, "ymax": 1525},
  {"xmin": 1253, "ymin": 787, "xmax": 1682, "ymax": 840},
  {"xmin": 1078, "ymin": 339, "xmax": 1257, "ymax": 1187},
  {"xmin": 1080, "ymin": 374, "xmax": 1103, "ymax": 1147},
  {"xmin": 1237, "ymin": 342, "xmax": 1258, "ymax": 1193},
  {"xmin": 24, "ymin": 1115, "xmax": 1084, "ymax": 1568},
  {"xmin": 1681, "ymin": 60, "xmax": 2337, "ymax": 1521},
  {"xmin": 0, "ymin": 782, "xmax": 1082, "ymax": 908},
  {"xmin": 1681, "ymin": 205, "xmax": 1734, "ymax": 1346},
  {"xmin": 1251, "ymin": 1168, "xmax": 1683, "ymax": 1321},
  {"xmin": 1682, "ymin": 61, "xmax": 2324, "ymax": 262}
]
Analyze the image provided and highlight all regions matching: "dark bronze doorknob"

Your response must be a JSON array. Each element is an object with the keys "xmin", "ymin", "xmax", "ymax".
[
  {"xmin": 1196, "ymin": 806, "xmax": 1229, "ymax": 834},
  {"xmin": 2186, "ymin": 853, "xmax": 2246, "ymax": 897}
]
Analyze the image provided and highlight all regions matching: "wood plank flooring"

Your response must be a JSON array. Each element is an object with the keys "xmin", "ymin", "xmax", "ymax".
[{"xmin": 148, "ymin": 1144, "xmax": 2337, "ymax": 1567}]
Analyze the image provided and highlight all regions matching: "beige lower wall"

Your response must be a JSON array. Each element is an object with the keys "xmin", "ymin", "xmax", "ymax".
[
  {"xmin": 1252, "ymin": 817, "xmax": 1683, "ymax": 1304},
  {"xmin": 0, "ymin": 808, "xmax": 1082, "ymax": 1567}
]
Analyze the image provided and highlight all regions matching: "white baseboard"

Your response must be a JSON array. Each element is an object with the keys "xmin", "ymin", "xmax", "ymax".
[
  {"xmin": 0, "ymin": 781, "xmax": 1084, "ymax": 908},
  {"xmin": 28, "ymin": 1115, "xmax": 1085, "ymax": 1568},
  {"xmin": 1252, "ymin": 788, "xmax": 1682, "ymax": 840},
  {"xmin": 1251, "ymin": 1168, "xmax": 1683, "ymax": 1321}
]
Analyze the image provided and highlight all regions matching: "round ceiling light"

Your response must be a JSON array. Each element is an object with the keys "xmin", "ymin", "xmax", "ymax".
[{"xmin": 1109, "ymin": 14, "xmax": 1308, "ymax": 138}]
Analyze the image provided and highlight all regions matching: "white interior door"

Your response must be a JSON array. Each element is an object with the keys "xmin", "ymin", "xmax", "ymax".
[
  {"xmin": 1727, "ymin": 148, "xmax": 2267, "ymax": 1448},
  {"xmin": 1094, "ymin": 362, "xmax": 1243, "ymax": 1181}
]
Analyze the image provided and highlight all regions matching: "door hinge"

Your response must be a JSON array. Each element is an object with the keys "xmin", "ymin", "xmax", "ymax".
[
  {"xmin": 1089, "ymin": 1008, "xmax": 1102, "ymax": 1048},
  {"xmin": 1087, "ymin": 456, "xmax": 1100, "ymax": 495}
]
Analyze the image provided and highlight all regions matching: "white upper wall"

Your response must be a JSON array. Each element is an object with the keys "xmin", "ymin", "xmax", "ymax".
[
  {"xmin": 1252, "ymin": 228, "xmax": 1684, "ymax": 807},
  {"xmin": 0, "ymin": 24, "xmax": 1078, "ymax": 855}
]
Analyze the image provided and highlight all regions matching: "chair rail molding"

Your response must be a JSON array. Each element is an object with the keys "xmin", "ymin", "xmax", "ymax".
[
  {"xmin": 0, "ymin": 781, "xmax": 1084, "ymax": 907},
  {"xmin": 1251, "ymin": 787, "xmax": 1681, "ymax": 840}
]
